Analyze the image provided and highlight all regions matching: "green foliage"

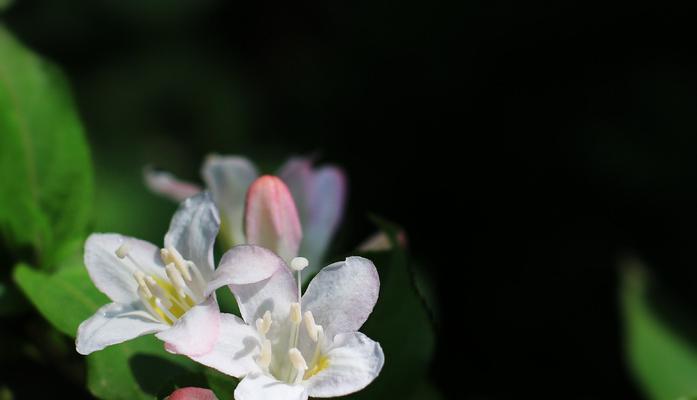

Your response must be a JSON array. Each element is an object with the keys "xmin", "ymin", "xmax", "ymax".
[
  {"xmin": 13, "ymin": 262, "xmax": 108, "ymax": 337},
  {"xmin": 0, "ymin": 25, "xmax": 93, "ymax": 269},
  {"xmin": 622, "ymin": 259, "xmax": 697, "ymax": 400},
  {"xmin": 0, "ymin": 0, "xmax": 11, "ymax": 11},
  {"xmin": 86, "ymin": 335, "xmax": 203, "ymax": 400},
  {"xmin": 353, "ymin": 217, "xmax": 438, "ymax": 399}
]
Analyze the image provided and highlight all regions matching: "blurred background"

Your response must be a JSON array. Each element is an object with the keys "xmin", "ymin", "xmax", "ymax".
[{"xmin": 4, "ymin": 1, "xmax": 697, "ymax": 399}]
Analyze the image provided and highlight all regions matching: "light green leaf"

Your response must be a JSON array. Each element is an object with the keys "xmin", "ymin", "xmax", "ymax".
[
  {"xmin": 87, "ymin": 336, "xmax": 203, "ymax": 400},
  {"xmin": 0, "ymin": 25, "xmax": 93, "ymax": 269},
  {"xmin": 13, "ymin": 262, "xmax": 108, "ymax": 337},
  {"xmin": 622, "ymin": 258, "xmax": 697, "ymax": 400}
]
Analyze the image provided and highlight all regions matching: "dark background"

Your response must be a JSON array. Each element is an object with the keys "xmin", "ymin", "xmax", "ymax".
[{"xmin": 5, "ymin": 1, "xmax": 697, "ymax": 398}]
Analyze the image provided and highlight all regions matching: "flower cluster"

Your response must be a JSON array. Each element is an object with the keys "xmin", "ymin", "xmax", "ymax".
[{"xmin": 77, "ymin": 156, "xmax": 383, "ymax": 400}]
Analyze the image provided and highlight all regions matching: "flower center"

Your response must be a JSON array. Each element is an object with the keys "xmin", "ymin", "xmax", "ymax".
[
  {"xmin": 115, "ymin": 243, "xmax": 206, "ymax": 325},
  {"xmin": 254, "ymin": 257, "xmax": 330, "ymax": 384}
]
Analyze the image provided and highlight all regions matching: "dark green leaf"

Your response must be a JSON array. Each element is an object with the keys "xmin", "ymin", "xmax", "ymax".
[
  {"xmin": 13, "ymin": 262, "xmax": 108, "ymax": 337},
  {"xmin": 622, "ymin": 258, "xmax": 697, "ymax": 400},
  {"xmin": 87, "ymin": 335, "xmax": 203, "ymax": 400},
  {"xmin": 0, "ymin": 25, "xmax": 93, "ymax": 269},
  {"xmin": 351, "ymin": 217, "xmax": 437, "ymax": 399}
]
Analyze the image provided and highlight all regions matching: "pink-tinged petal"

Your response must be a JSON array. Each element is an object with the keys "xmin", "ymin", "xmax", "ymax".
[
  {"xmin": 144, "ymin": 166, "xmax": 202, "ymax": 202},
  {"xmin": 202, "ymin": 155, "xmax": 259, "ymax": 247},
  {"xmin": 305, "ymin": 332, "xmax": 384, "ymax": 398},
  {"xmin": 164, "ymin": 192, "xmax": 220, "ymax": 280},
  {"xmin": 156, "ymin": 296, "xmax": 220, "ymax": 357},
  {"xmin": 302, "ymin": 257, "xmax": 379, "ymax": 339},
  {"xmin": 189, "ymin": 314, "xmax": 263, "ymax": 378},
  {"xmin": 244, "ymin": 176, "xmax": 302, "ymax": 263},
  {"xmin": 84, "ymin": 234, "xmax": 166, "ymax": 304},
  {"xmin": 235, "ymin": 373, "xmax": 308, "ymax": 400},
  {"xmin": 167, "ymin": 387, "xmax": 218, "ymax": 400},
  {"xmin": 206, "ymin": 245, "xmax": 286, "ymax": 294},
  {"xmin": 278, "ymin": 158, "xmax": 347, "ymax": 268},
  {"xmin": 76, "ymin": 302, "xmax": 167, "ymax": 355}
]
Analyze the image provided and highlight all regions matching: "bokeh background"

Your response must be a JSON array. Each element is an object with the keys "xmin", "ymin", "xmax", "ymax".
[{"xmin": 4, "ymin": 1, "xmax": 697, "ymax": 399}]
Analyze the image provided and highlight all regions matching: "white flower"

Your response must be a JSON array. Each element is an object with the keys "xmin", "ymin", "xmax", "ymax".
[
  {"xmin": 144, "ymin": 155, "xmax": 346, "ymax": 271},
  {"xmin": 76, "ymin": 192, "xmax": 224, "ymax": 357},
  {"xmin": 178, "ymin": 245, "xmax": 384, "ymax": 400}
]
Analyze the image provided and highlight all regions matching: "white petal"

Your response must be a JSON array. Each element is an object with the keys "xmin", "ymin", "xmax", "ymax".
[
  {"xmin": 84, "ymin": 233, "xmax": 165, "ymax": 304},
  {"xmin": 305, "ymin": 332, "xmax": 384, "ymax": 398},
  {"xmin": 188, "ymin": 314, "xmax": 263, "ymax": 378},
  {"xmin": 143, "ymin": 166, "xmax": 203, "ymax": 202},
  {"xmin": 277, "ymin": 158, "xmax": 347, "ymax": 268},
  {"xmin": 235, "ymin": 373, "xmax": 308, "ymax": 400},
  {"xmin": 207, "ymin": 245, "xmax": 287, "ymax": 293},
  {"xmin": 302, "ymin": 257, "xmax": 379, "ymax": 339},
  {"xmin": 201, "ymin": 155, "xmax": 258, "ymax": 247},
  {"xmin": 229, "ymin": 260, "xmax": 298, "ymax": 327},
  {"xmin": 76, "ymin": 302, "xmax": 167, "ymax": 355},
  {"xmin": 156, "ymin": 296, "xmax": 220, "ymax": 357},
  {"xmin": 164, "ymin": 192, "xmax": 220, "ymax": 280}
]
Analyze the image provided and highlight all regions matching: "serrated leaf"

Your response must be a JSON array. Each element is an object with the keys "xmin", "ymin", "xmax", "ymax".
[
  {"xmin": 0, "ymin": 25, "xmax": 93, "ymax": 269},
  {"xmin": 13, "ymin": 262, "xmax": 108, "ymax": 337},
  {"xmin": 622, "ymin": 258, "xmax": 697, "ymax": 400},
  {"xmin": 87, "ymin": 335, "xmax": 203, "ymax": 400}
]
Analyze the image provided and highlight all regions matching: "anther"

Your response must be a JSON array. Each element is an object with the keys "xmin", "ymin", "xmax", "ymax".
[
  {"xmin": 303, "ymin": 311, "xmax": 319, "ymax": 342},
  {"xmin": 258, "ymin": 339, "xmax": 272, "ymax": 369},
  {"xmin": 165, "ymin": 263, "xmax": 187, "ymax": 290},
  {"xmin": 288, "ymin": 348, "xmax": 308, "ymax": 371},
  {"xmin": 256, "ymin": 311, "xmax": 273, "ymax": 336},
  {"xmin": 290, "ymin": 303, "xmax": 302, "ymax": 324},
  {"xmin": 146, "ymin": 276, "xmax": 173, "ymax": 308},
  {"xmin": 115, "ymin": 243, "xmax": 130, "ymax": 259},
  {"xmin": 290, "ymin": 257, "xmax": 309, "ymax": 271}
]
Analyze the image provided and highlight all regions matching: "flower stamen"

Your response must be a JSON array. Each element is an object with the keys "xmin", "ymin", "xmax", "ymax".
[{"xmin": 288, "ymin": 348, "xmax": 308, "ymax": 384}]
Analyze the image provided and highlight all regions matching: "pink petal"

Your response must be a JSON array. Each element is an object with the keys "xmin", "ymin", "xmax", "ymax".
[
  {"xmin": 143, "ymin": 166, "xmax": 202, "ymax": 202},
  {"xmin": 244, "ymin": 176, "xmax": 302, "ymax": 262},
  {"xmin": 156, "ymin": 296, "xmax": 221, "ymax": 357},
  {"xmin": 278, "ymin": 158, "xmax": 347, "ymax": 267},
  {"xmin": 167, "ymin": 387, "xmax": 218, "ymax": 400}
]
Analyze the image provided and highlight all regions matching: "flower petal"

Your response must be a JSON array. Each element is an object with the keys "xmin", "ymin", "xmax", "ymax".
[
  {"xmin": 188, "ymin": 313, "xmax": 263, "ymax": 378},
  {"xmin": 156, "ymin": 296, "xmax": 220, "ymax": 357},
  {"xmin": 202, "ymin": 155, "xmax": 259, "ymax": 247},
  {"xmin": 235, "ymin": 373, "xmax": 308, "ymax": 400},
  {"xmin": 244, "ymin": 176, "xmax": 303, "ymax": 263},
  {"xmin": 76, "ymin": 302, "xmax": 167, "ymax": 355},
  {"xmin": 230, "ymin": 258, "xmax": 298, "ymax": 326},
  {"xmin": 164, "ymin": 192, "xmax": 220, "ymax": 279},
  {"xmin": 278, "ymin": 158, "xmax": 347, "ymax": 268},
  {"xmin": 167, "ymin": 387, "xmax": 218, "ymax": 400},
  {"xmin": 143, "ymin": 166, "xmax": 202, "ymax": 202},
  {"xmin": 84, "ymin": 233, "xmax": 165, "ymax": 304},
  {"xmin": 206, "ymin": 245, "xmax": 287, "ymax": 294},
  {"xmin": 305, "ymin": 332, "xmax": 384, "ymax": 398},
  {"xmin": 301, "ymin": 257, "xmax": 379, "ymax": 339}
]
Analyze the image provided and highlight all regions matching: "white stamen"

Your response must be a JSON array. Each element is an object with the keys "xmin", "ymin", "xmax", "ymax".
[
  {"xmin": 303, "ymin": 311, "xmax": 319, "ymax": 342},
  {"xmin": 290, "ymin": 257, "xmax": 309, "ymax": 271},
  {"xmin": 256, "ymin": 311, "xmax": 272, "ymax": 336},
  {"xmin": 289, "ymin": 348, "xmax": 308, "ymax": 384},
  {"xmin": 258, "ymin": 339, "xmax": 272, "ymax": 370},
  {"xmin": 134, "ymin": 272, "xmax": 152, "ymax": 298},
  {"xmin": 290, "ymin": 303, "xmax": 302, "ymax": 324},
  {"xmin": 115, "ymin": 243, "xmax": 130, "ymax": 259},
  {"xmin": 155, "ymin": 298, "xmax": 177, "ymax": 322},
  {"xmin": 165, "ymin": 263, "xmax": 187, "ymax": 290},
  {"xmin": 146, "ymin": 276, "xmax": 173, "ymax": 308},
  {"xmin": 288, "ymin": 348, "xmax": 308, "ymax": 371}
]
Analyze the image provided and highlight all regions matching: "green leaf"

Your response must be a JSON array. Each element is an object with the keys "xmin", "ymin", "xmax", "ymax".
[
  {"xmin": 87, "ymin": 335, "xmax": 203, "ymax": 400},
  {"xmin": 622, "ymin": 258, "xmax": 697, "ymax": 400},
  {"xmin": 0, "ymin": 25, "xmax": 93, "ymax": 269},
  {"xmin": 13, "ymin": 262, "xmax": 108, "ymax": 337},
  {"xmin": 0, "ymin": 0, "xmax": 12, "ymax": 12},
  {"xmin": 0, "ymin": 279, "xmax": 28, "ymax": 316},
  {"xmin": 352, "ymin": 217, "xmax": 437, "ymax": 399}
]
